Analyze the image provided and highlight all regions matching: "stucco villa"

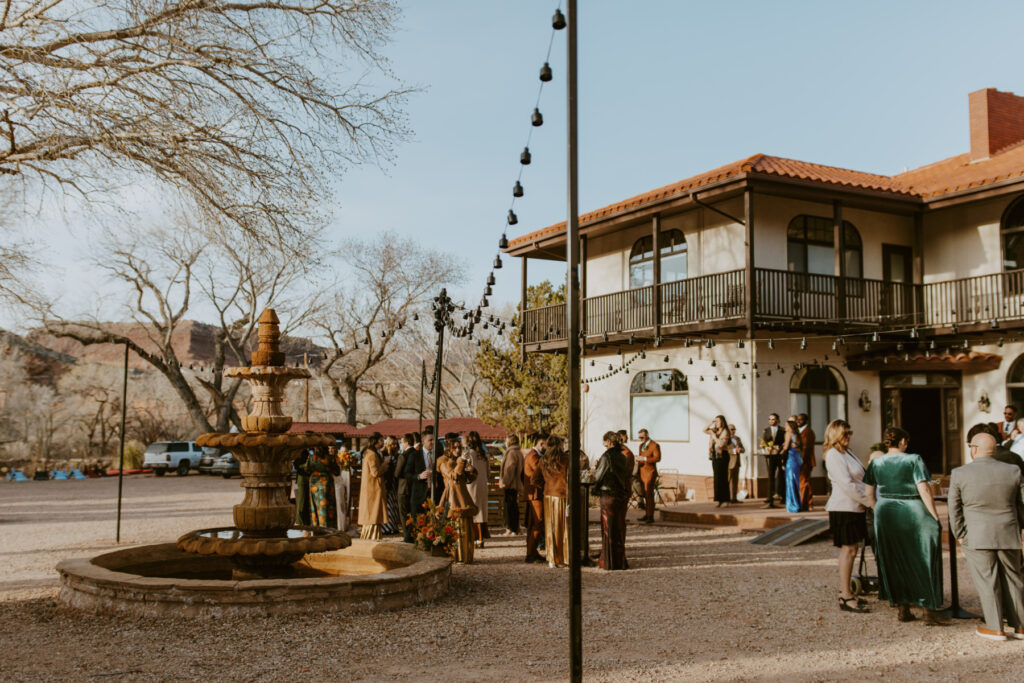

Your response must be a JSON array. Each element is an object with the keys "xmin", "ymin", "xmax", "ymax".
[{"xmin": 504, "ymin": 87, "xmax": 1024, "ymax": 499}]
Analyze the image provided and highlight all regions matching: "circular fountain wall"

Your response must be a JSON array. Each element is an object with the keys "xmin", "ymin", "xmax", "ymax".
[{"xmin": 57, "ymin": 540, "xmax": 451, "ymax": 618}]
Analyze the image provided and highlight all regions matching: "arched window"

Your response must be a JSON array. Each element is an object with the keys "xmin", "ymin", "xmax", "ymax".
[
  {"xmin": 787, "ymin": 215, "xmax": 863, "ymax": 279},
  {"xmin": 789, "ymin": 365, "xmax": 847, "ymax": 440},
  {"xmin": 1000, "ymin": 194, "xmax": 1024, "ymax": 272},
  {"xmin": 630, "ymin": 369, "xmax": 689, "ymax": 441},
  {"xmin": 629, "ymin": 229, "xmax": 687, "ymax": 289},
  {"xmin": 1007, "ymin": 354, "xmax": 1024, "ymax": 410}
]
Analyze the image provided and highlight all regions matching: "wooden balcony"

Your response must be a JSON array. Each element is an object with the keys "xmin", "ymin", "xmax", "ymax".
[{"xmin": 521, "ymin": 267, "xmax": 1024, "ymax": 349}]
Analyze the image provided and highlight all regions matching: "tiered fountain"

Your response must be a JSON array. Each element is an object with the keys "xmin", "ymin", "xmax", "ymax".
[
  {"xmin": 57, "ymin": 309, "xmax": 451, "ymax": 617},
  {"xmin": 176, "ymin": 309, "xmax": 348, "ymax": 579}
]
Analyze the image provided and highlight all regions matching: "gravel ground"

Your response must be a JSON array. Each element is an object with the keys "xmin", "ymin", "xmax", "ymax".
[{"xmin": 1, "ymin": 476, "xmax": 1023, "ymax": 682}]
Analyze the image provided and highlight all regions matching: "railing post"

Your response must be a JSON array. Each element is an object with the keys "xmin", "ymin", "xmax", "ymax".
[
  {"xmin": 521, "ymin": 256, "xmax": 528, "ymax": 362},
  {"xmin": 834, "ymin": 200, "xmax": 847, "ymax": 322},
  {"xmin": 744, "ymin": 189, "xmax": 755, "ymax": 335},
  {"xmin": 652, "ymin": 214, "xmax": 661, "ymax": 339}
]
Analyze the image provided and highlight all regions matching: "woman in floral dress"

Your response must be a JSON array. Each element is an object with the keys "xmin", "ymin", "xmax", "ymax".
[{"xmin": 304, "ymin": 446, "xmax": 339, "ymax": 528}]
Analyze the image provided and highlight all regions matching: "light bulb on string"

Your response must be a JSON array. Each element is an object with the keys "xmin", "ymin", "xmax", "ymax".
[
  {"xmin": 520, "ymin": 147, "xmax": 531, "ymax": 165},
  {"xmin": 513, "ymin": 181, "xmax": 523, "ymax": 198},
  {"xmin": 539, "ymin": 62, "xmax": 553, "ymax": 82},
  {"xmin": 531, "ymin": 108, "xmax": 543, "ymax": 126},
  {"xmin": 507, "ymin": 209, "xmax": 518, "ymax": 225},
  {"xmin": 552, "ymin": 8, "xmax": 567, "ymax": 29}
]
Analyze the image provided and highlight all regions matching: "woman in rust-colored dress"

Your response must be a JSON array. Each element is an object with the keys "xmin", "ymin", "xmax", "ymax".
[
  {"xmin": 438, "ymin": 433, "xmax": 479, "ymax": 564},
  {"xmin": 357, "ymin": 432, "xmax": 388, "ymax": 540}
]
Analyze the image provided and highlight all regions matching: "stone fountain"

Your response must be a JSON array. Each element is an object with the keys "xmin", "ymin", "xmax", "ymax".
[
  {"xmin": 176, "ymin": 309, "xmax": 349, "ymax": 579},
  {"xmin": 56, "ymin": 309, "xmax": 451, "ymax": 617}
]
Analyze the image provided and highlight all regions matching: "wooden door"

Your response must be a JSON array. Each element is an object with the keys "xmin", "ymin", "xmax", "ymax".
[{"xmin": 882, "ymin": 244, "xmax": 914, "ymax": 324}]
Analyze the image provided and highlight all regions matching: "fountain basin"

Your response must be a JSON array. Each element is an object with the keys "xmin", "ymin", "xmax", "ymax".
[{"xmin": 56, "ymin": 540, "xmax": 451, "ymax": 618}]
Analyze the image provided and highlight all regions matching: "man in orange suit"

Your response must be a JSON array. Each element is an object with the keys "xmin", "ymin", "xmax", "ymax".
[
  {"xmin": 523, "ymin": 433, "xmax": 547, "ymax": 563},
  {"xmin": 796, "ymin": 413, "xmax": 816, "ymax": 511},
  {"xmin": 636, "ymin": 428, "xmax": 661, "ymax": 523}
]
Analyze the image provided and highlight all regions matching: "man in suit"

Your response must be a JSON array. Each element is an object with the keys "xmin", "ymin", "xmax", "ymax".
[
  {"xmin": 523, "ymin": 433, "xmax": 547, "ymax": 563},
  {"xmin": 405, "ymin": 432, "xmax": 435, "ymax": 533},
  {"xmin": 761, "ymin": 413, "xmax": 787, "ymax": 509},
  {"xmin": 636, "ymin": 428, "xmax": 661, "ymax": 523},
  {"xmin": 796, "ymin": 413, "xmax": 816, "ymax": 512},
  {"xmin": 396, "ymin": 433, "xmax": 416, "ymax": 542},
  {"xmin": 999, "ymin": 405, "xmax": 1018, "ymax": 446},
  {"xmin": 949, "ymin": 432, "xmax": 1024, "ymax": 641}
]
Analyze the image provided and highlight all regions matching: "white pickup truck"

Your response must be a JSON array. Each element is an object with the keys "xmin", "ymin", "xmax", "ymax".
[{"xmin": 143, "ymin": 441, "xmax": 202, "ymax": 476}]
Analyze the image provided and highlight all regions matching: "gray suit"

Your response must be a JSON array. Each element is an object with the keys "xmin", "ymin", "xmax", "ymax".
[{"xmin": 949, "ymin": 457, "xmax": 1024, "ymax": 632}]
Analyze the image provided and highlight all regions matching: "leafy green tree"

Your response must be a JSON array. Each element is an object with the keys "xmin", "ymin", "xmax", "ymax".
[{"xmin": 475, "ymin": 281, "xmax": 567, "ymax": 436}]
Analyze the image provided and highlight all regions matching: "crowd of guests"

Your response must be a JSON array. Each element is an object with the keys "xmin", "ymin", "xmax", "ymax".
[
  {"xmin": 823, "ymin": 417, "xmax": 1024, "ymax": 642},
  {"xmin": 290, "ymin": 425, "xmax": 664, "ymax": 572},
  {"xmin": 706, "ymin": 412, "xmax": 816, "ymax": 512}
]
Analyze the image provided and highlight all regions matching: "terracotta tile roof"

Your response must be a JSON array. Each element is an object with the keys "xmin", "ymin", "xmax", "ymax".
[
  {"xmin": 358, "ymin": 417, "xmax": 507, "ymax": 440},
  {"xmin": 847, "ymin": 351, "xmax": 1001, "ymax": 372},
  {"xmin": 893, "ymin": 142, "xmax": 1024, "ymax": 198},
  {"xmin": 508, "ymin": 154, "xmax": 913, "ymax": 248},
  {"xmin": 508, "ymin": 144, "xmax": 1024, "ymax": 249},
  {"xmin": 288, "ymin": 421, "xmax": 358, "ymax": 435}
]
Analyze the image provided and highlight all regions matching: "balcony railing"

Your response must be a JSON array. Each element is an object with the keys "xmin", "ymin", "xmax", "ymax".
[{"xmin": 520, "ymin": 267, "xmax": 1024, "ymax": 346}]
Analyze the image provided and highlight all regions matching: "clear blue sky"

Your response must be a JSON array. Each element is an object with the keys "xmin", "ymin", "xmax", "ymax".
[
  {"xmin": 8, "ymin": 1, "xmax": 1024, "ymax": 331},
  {"xmin": 332, "ymin": 0, "xmax": 1024, "ymax": 312}
]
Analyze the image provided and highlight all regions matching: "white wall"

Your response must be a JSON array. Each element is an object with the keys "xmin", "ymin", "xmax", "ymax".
[{"xmin": 923, "ymin": 195, "xmax": 1013, "ymax": 281}]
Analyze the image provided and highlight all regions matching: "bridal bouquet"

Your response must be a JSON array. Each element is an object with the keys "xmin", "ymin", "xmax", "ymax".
[
  {"xmin": 406, "ymin": 500, "xmax": 460, "ymax": 557},
  {"xmin": 759, "ymin": 440, "xmax": 780, "ymax": 455},
  {"xmin": 336, "ymin": 451, "xmax": 353, "ymax": 471}
]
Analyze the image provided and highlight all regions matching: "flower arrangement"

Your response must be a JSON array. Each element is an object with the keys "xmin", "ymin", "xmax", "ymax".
[
  {"xmin": 759, "ymin": 439, "xmax": 780, "ymax": 455},
  {"xmin": 336, "ymin": 451, "xmax": 352, "ymax": 471},
  {"xmin": 406, "ymin": 500, "xmax": 460, "ymax": 557}
]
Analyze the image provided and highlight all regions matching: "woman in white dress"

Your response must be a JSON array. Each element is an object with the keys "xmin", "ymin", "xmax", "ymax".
[{"xmin": 464, "ymin": 431, "xmax": 492, "ymax": 548}]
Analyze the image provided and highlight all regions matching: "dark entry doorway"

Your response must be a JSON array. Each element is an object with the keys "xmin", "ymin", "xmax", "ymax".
[
  {"xmin": 881, "ymin": 372, "xmax": 962, "ymax": 475},
  {"xmin": 898, "ymin": 388, "xmax": 943, "ymax": 476}
]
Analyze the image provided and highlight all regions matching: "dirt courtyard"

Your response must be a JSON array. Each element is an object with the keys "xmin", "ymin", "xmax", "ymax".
[{"xmin": 1, "ymin": 475, "xmax": 1022, "ymax": 682}]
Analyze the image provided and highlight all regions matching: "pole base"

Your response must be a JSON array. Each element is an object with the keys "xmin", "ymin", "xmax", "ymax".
[{"xmin": 939, "ymin": 605, "xmax": 979, "ymax": 620}]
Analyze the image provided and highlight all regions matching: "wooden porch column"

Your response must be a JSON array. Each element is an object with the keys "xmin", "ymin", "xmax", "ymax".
[
  {"xmin": 744, "ymin": 189, "xmax": 755, "ymax": 337},
  {"xmin": 834, "ymin": 200, "xmax": 847, "ymax": 321},
  {"xmin": 580, "ymin": 235, "xmax": 588, "ymax": 337},
  {"xmin": 652, "ymin": 214, "xmax": 661, "ymax": 340},
  {"xmin": 913, "ymin": 212, "xmax": 924, "ymax": 324},
  {"xmin": 520, "ymin": 256, "xmax": 528, "ymax": 363}
]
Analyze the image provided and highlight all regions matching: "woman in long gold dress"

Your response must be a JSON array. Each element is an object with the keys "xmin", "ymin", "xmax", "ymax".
[{"xmin": 540, "ymin": 435, "xmax": 570, "ymax": 568}]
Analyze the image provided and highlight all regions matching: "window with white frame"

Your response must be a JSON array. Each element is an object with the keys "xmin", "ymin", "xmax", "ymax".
[{"xmin": 630, "ymin": 369, "xmax": 689, "ymax": 441}]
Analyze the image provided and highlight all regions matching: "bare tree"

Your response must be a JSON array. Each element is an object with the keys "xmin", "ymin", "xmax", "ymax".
[
  {"xmin": 0, "ymin": 0, "xmax": 411, "ymax": 244},
  {"xmin": 310, "ymin": 232, "xmax": 462, "ymax": 425},
  {"xmin": 37, "ymin": 218, "xmax": 319, "ymax": 436}
]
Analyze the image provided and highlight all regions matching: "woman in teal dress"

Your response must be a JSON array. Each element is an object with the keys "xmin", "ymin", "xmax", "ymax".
[
  {"xmin": 864, "ymin": 426, "xmax": 945, "ymax": 624},
  {"xmin": 303, "ymin": 446, "xmax": 339, "ymax": 528},
  {"xmin": 783, "ymin": 419, "xmax": 803, "ymax": 514}
]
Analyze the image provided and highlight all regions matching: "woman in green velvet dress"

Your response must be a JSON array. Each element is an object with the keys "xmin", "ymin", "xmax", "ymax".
[
  {"xmin": 864, "ymin": 426, "xmax": 945, "ymax": 624},
  {"xmin": 293, "ymin": 451, "xmax": 311, "ymax": 526}
]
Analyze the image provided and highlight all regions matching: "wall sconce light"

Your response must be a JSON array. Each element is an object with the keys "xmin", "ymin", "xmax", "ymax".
[
  {"xmin": 978, "ymin": 391, "xmax": 991, "ymax": 413},
  {"xmin": 858, "ymin": 390, "xmax": 872, "ymax": 413}
]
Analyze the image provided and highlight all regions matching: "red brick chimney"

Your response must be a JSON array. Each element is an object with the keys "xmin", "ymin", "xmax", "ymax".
[{"xmin": 969, "ymin": 88, "xmax": 1024, "ymax": 161}]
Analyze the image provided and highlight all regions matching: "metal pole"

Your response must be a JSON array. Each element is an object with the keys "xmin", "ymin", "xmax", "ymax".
[
  {"xmin": 431, "ymin": 290, "xmax": 447, "ymax": 503},
  {"xmin": 115, "ymin": 342, "xmax": 129, "ymax": 544},
  {"xmin": 304, "ymin": 352, "xmax": 310, "ymax": 423},
  {"xmin": 418, "ymin": 359, "xmax": 426, "ymax": 435},
  {"xmin": 565, "ymin": 2, "xmax": 583, "ymax": 681}
]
